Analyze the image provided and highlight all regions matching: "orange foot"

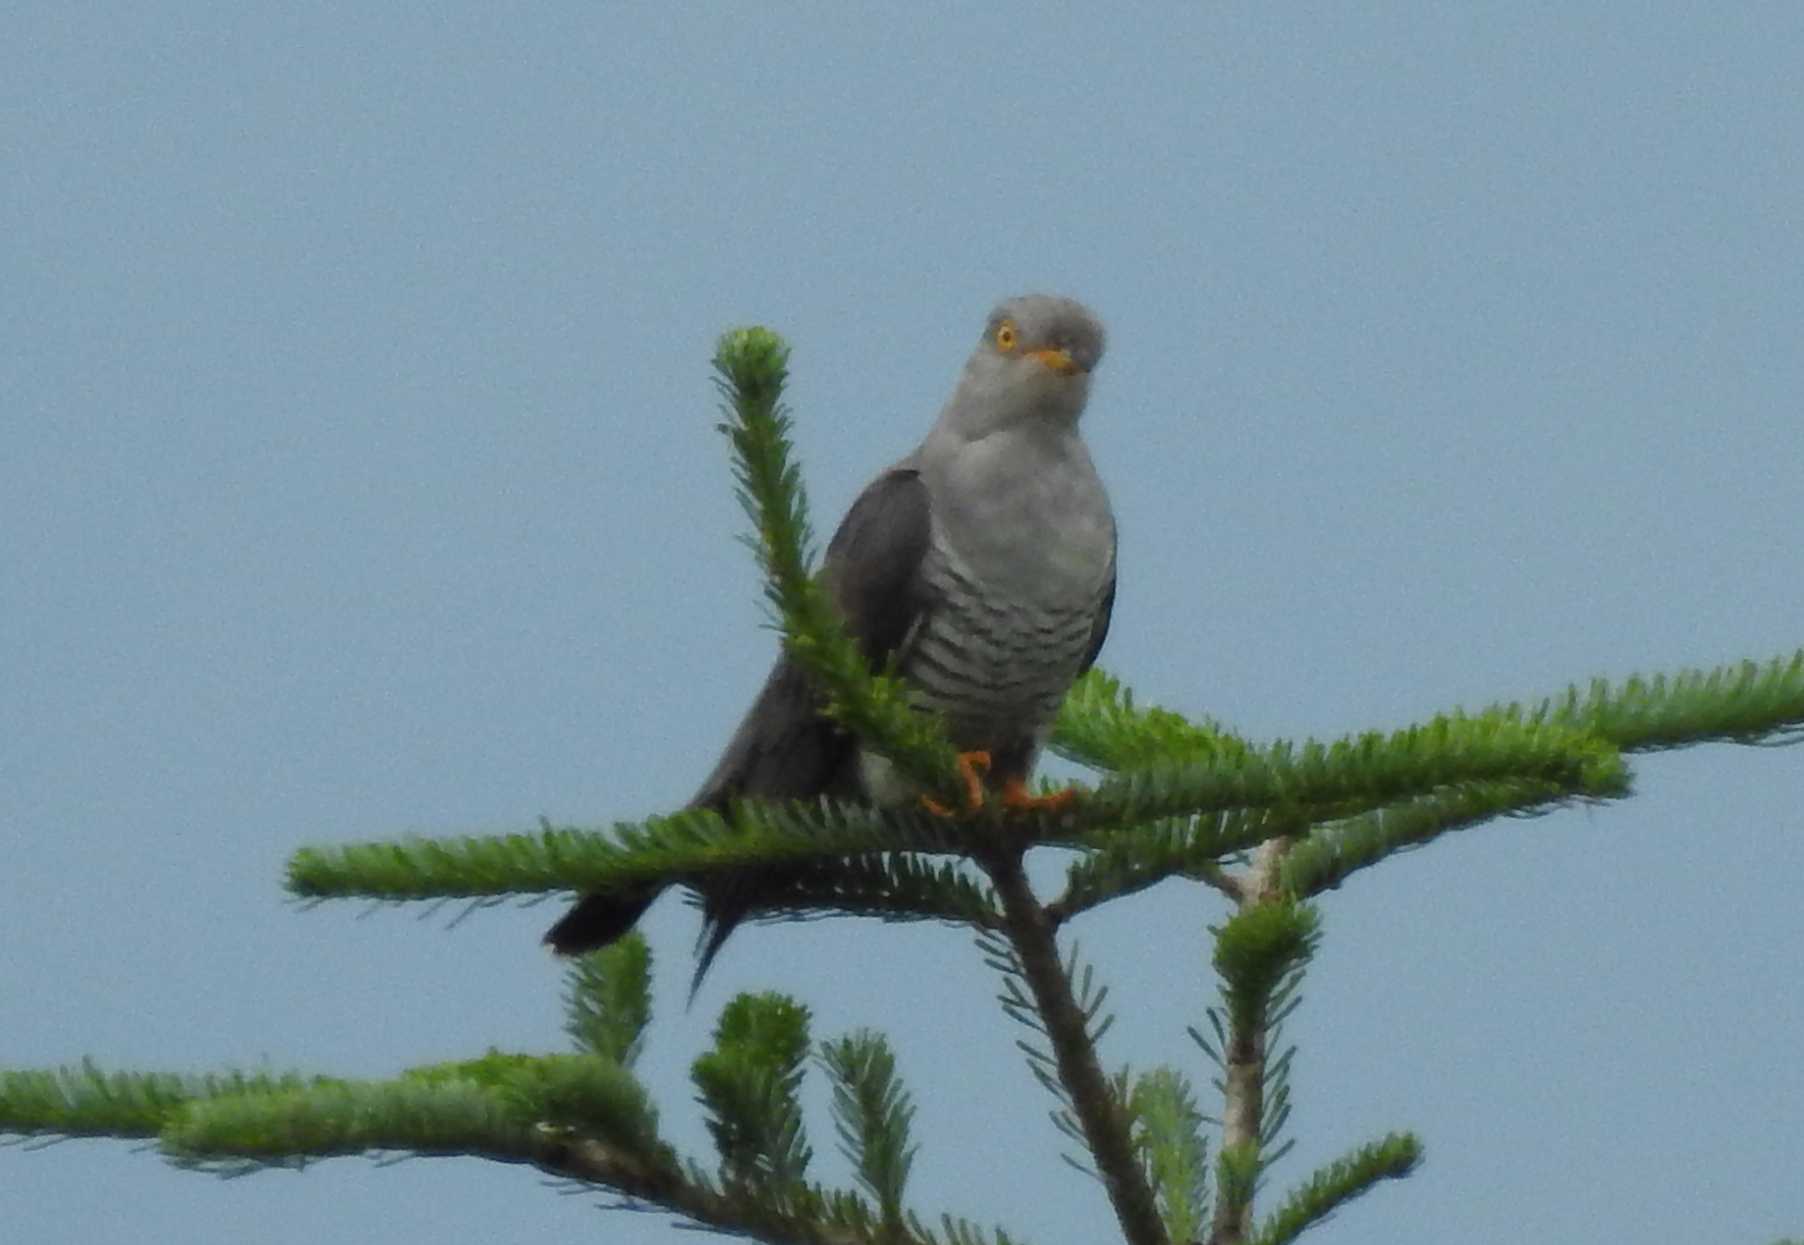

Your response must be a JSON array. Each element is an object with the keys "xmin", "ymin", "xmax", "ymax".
[
  {"xmin": 920, "ymin": 750, "xmax": 991, "ymax": 817},
  {"xmin": 1000, "ymin": 777, "xmax": 1080, "ymax": 814}
]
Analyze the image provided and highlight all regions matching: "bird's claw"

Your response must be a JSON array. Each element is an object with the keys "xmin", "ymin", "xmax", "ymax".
[
  {"xmin": 1000, "ymin": 778, "xmax": 1080, "ymax": 813},
  {"xmin": 920, "ymin": 750, "xmax": 991, "ymax": 817},
  {"xmin": 920, "ymin": 754, "xmax": 1082, "ymax": 817}
]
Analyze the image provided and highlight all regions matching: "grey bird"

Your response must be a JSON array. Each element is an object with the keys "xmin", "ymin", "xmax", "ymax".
[{"xmin": 546, "ymin": 294, "xmax": 1116, "ymax": 984}]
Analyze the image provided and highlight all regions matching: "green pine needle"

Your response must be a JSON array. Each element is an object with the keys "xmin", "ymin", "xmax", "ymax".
[
  {"xmin": 819, "ymin": 1029, "xmax": 920, "ymax": 1224},
  {"xmin": 1056, "ymin": 809, "xmax": 1299, "ymax": 918},
  {"xmin": 725, "ymin": 851, "xmax": 1002, "ymax": 928},
  {"xmin": 162, "ymin": 1053, "xmax": 662, "ymax": 1168},
  {"xmin": 166, "ymin": 1078, "xmax": 537, "ymax": 1167},
  {"xmin": 1214, "ymin": 901, "xmax": 1322, "ymax": 1037},
  {"xmin": 0, "ymin": 1054, "xmax": 666, "ymax": 1175},
  {"xmin": 691, "ymin": 992, "xmax": 814, "ymax": 1192},
  {"xmin": 0, "ymin": 1061, "xmax": 316, "ymax": 1142},
  {"xmin": 713, "ymin": 327, "xmax": 962, "ymax": 802},
  {"xmin": 1130, "ymin": 1066, "xmax": 1211, "ymax": 1244},
  {"xmin": 1279, "ymin": 779, "xmax": 1574, "ymax": 898},
  {"xmin": 1216, "ymin": 1141, "xmax": 1263, "ymax": 1226},
  {"xmin": 1516, "ymin": 650, "xmax": 1804, "ymax": 751},
  {"xmin": 1248, "ymin": 1132, "xmax": 1423, "ymax": 1245},
  {"xmin": 496, "ymin": 1053, "xmax": 663, "ymax": 1153},
  {"xmin": 1053, "ymin": 668, "xmax": 1252, "ymax": 771},
  {"xmin": 563, "ymin": 935, "xmax": 653, "ymax": 1067},
  {"xmin": 1085, "ymin": 712, "xmax": 1625, "ymax": 828},
  {"xmin": 286, "ymin": 802, "xmax": 970, "ymax": 903}
]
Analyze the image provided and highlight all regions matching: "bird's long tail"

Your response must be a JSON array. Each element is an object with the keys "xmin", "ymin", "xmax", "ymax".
[{"xmin": 541, "ymin": 881, "xmax": 663, "ymax": 955}]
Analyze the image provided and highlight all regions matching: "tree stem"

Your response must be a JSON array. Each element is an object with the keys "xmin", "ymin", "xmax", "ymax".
[
  {"xmin": 536, "ymin": 1133, "xmax": 874, "ymax": 1245},
  {"xmin": 1208, "ymin": 835, "xmax": 1291, "ymax": 1245},
  {"xmin": 987, "ymin": 851, "xmax": 1168, "ymax": 1245}
]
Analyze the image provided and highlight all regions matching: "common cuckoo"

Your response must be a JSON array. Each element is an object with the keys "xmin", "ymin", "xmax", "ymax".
[{"xmin": 547, "ymin": 295, "xmax": 1117, "ymax": 984}]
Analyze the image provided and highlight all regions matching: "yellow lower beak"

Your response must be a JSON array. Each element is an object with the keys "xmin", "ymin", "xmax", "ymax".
[{"xmin": 1027, "ymin": 347, "xmax": 1080, "ymax": 376}]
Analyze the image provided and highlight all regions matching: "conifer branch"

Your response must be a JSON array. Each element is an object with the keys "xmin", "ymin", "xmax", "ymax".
[
  {"xmin": 1049, "ymin": 812, "xmax": 1294, "ymax": 925},
  {"xmin": 284, "ymin": 711, "xmax": 1618, "ymax": 920},
  {"xmin": 1, "ymin": 1050, "xmax": 1003, "ymax": 1245},
  {"xmin": 1053, "ymin": 669, "xmax": 1252, "ymax": 771},
  {"xmin": 564, "ymin": 935, "xmax": 653, "ymax": 1068},
  {"xmin": 1518, "ymin": 649, "xmax": 1804, "ymax": 751},
  {"xmin": 1060, "ymin": 650, "xmax": 1804, "ymax": 779},
  {"xmin": 1054, "ymin": 649, "xmax": 1804, "ymax": 916},
  {"xmin": 984, "ymin": 851, "xmax": 1168, "ymax": 1245},
  {"xmin": 539, "ymin": 1135, "xmax": 914, "ymax": 1245},
  {"xmin": 0, "ymin": 1062, "xmax": 317, "ymax": 1142},
  {"xmin": 1050, "ymin": 767, "xmax": 1583, "ymax": 925},
  {"xmin": 708, "ymin": 853, "xmax": 1003, "ymax": 931},
  {"xmin": 691, "ymin": 993, "xmax": 814, "ymax": 1195},
  {"xmin": 1078, "ymin": 713, "xmax": 1624, "ymax": 830},
  {"xmin": 166, "ymin": 1076, "xmax": 545, "ymax": 1166},
  {"xmin": 714, "ymin": 327, "xmax": 962, "ymax": 803},
  {"xmin": 572, "ymin": 1149, "xmax": 1046, "ymax": 1245},
  {"xmin": 0, "ymin": 1056, "xmax": 666, "ymax": 1175},
  {"xmin": 1130, "ymin": 1067, "xmax": 1212, "ymax": 1245},
  {"xmin": 819, "ymin": 1030, "xmax": 920, "ymax": 1229},
  {"xmin": 1264, "ymin": 650, "xmax": 1804, "ymax": 899},
  {"xmin": 1208, "ymin": 842, "xmax": 1321, "ymax": 1245},
  {"xmin": 1277, "ymin": 779, "xmax": 1573, "ymax": 898},
  {"xmin": 540, "ymin": 1137, "xmax": 1009, "ymax": 1245},
  {"xmin": 1244, "ymin": 1132, "xmax": 1421, "ymax": 1245},
  {"xmin": 286, "ymin": 802, "xmax": 970, "ymax": 903}
]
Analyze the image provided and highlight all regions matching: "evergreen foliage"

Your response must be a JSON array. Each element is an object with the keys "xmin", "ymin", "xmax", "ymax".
[
  {"xmin": 1246, "ymin": 1134, "xmax": 1421, "ymax": 1245},
  {"xmin": 715, "ymin": 327, "xmax": 963, "ymax": 805},
  {"xmin": 1130, "ymin": 1066, "xmax": 1212, "ymax": 1244},
  {"xmin": 1211, "ymin": 901, "xmax": 1320, "ymax": 1041},
  {"xmin": 563, "ymin": 934, "xmax": 653, "ymax": 1067},
  {"xmin": 691, "ymin": 992, "xmax": 814, "ymax": 1194},
  {"xmin": 819, "ymin": 1030, "xmax": 920, "ymax": 1227},
  {"xmin": 5, "ymin": 323, "xmax": 1800, "ymax": 1244}
]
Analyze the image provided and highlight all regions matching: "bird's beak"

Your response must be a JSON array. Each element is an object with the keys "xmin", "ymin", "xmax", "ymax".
[{"xmin": 1027, "ymin": 347, "xmax": 1082, "ymax": 376}]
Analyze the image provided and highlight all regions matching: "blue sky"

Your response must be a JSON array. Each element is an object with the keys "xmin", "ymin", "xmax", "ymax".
[{"xmin": 5, "ymin": 6, "xmax": 1801, "ymax": 1243}]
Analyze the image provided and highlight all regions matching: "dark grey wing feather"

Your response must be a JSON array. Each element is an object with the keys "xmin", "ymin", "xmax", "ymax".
[
  {"xmin": 544, "ymin": 467, "xmax": 934, "ymax": 967},
  {"xmin": 689, "ymin": 466, "xmax": 932, "ymax": 808},
  {"xmin": 683, "ymin": 467, "xmax": 931, "ymax": 988},
  {"xmin": 819, "ymin": 467, "xmax": 935, "ymax": 663},
  {"xmin": 1078, "ymin": 550, "xmax": 1117, "ymax": 676}
]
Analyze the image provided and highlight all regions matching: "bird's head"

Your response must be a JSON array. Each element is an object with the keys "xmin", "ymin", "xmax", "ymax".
[{"xmin": 939, "ymin": 294, "xmax": 1106, "ymax": 440}]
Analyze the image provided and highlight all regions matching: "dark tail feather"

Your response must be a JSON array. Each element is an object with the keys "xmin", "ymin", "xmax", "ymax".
[
  {"xmin": 578, "ymin": 652, "xmax": 857, "ymax": 989},
  {"xmin": 685, "ymin": 863, "xmax": 814, "ymax": 1004},
  {"xmin": 687, "ymin": 870, "xmax": 761, "ymax": 1004},
  {"xmin": 545, "ymin": 878, "xmax": 743, "ymax": 1000},
  {"xmin": 687, "ymin": 908, "xmax": 741, "ymax": 1006},
  {"xmin": 543, "ymin": 882, "xmax": 663, "ymax": 955}
]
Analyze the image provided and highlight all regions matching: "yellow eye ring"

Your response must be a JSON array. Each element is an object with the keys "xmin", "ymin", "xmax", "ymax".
[{"xmin": 994, "ymin": 321, "xmax": 1018, "ymax": 352}]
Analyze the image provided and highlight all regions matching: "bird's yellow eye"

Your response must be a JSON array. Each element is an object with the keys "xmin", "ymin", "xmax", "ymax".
[{"xmin": 994, "ymin": 320, "xmax": 1018, "ymax": 352}]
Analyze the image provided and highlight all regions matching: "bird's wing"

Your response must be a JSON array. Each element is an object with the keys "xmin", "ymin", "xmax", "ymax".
[
  {"xmin": 820, "ymin": 465, "xmax": 936, "ymax": 663},
  {"xmin": 681, "ymin": 466, "xmax": 931, "ymax": 989},
  {"xmin": 689, "ymin": 465, "xmax": 932, "ymax": 808},
  {"xmin": 544, "ymin": 467, "xmax": 932, "ymax": 963},
  {"xmin": 1078, "ymin": 543, "xmax": 1117, "ymax": 676}
]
